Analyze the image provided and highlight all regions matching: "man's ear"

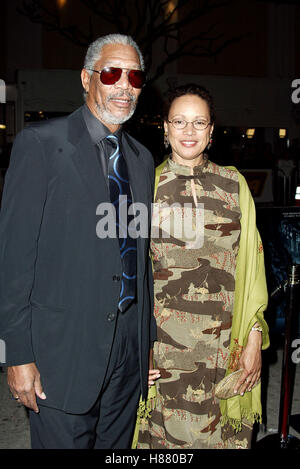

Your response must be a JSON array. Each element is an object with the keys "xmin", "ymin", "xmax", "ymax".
[{"xmin": 81, "ymin": 69, "xmax": 91, "ymax": 94}]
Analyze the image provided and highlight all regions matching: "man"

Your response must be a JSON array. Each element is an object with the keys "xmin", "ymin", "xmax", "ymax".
[{"xmin": 0, "ymin": 34, "xmax": 156, "ymax": 449}]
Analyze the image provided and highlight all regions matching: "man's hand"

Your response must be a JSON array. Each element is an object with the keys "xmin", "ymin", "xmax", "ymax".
[{"xmin": 7, "ymin": 363, "xmax": 46, "ymax": 413}]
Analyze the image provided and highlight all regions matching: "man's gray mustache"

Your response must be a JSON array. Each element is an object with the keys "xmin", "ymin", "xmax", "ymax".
[{"xmin": 107, "ymin": 92, "xmax": 136, "ymax": 103}]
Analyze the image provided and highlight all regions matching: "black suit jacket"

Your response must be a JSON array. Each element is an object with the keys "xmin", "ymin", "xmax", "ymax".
[{"xmin": 0, "ymin": 107, "xmax": 156, "ymax": 413}]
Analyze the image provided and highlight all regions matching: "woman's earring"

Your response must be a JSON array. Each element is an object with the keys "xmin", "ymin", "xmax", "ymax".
[
  {"xmin": 164, "ymin": 132, "xmax": 169, "ymax": 149},
  {"xmin": 207, "ymin": 135, "xmax": 213, "ymax": 150}
]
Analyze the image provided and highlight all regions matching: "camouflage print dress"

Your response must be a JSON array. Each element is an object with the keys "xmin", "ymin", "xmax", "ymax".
[{"xmin": 137, "ymin": 158, "xmax": 253, "ymax": 449}]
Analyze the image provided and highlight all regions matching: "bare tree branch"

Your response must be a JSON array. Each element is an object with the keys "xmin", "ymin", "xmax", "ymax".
[
  {"xmin": 17, "ymin": 0, "xmax": 245, "ymax": 84},
  {"xmin": 148, "ymin": 29, "xmax": 247, "ymax": 85},
  {"xmin": 17, "ymin": 0, "xmax": 94, "ymax": 46}
]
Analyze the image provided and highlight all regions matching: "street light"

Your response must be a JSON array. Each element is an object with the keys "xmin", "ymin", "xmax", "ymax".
[{"xmin": 57, "ymin": 0, "xmax": 67, "ymax": 9}]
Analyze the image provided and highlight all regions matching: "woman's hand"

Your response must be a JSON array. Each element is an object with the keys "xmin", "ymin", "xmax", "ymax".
[
  {"xmin": 233, "ymin": 330, "xmax": 262, "ymax": 396},
  {"xmin": 148, "ymin": 348, "xmax": 160, "ymax": 387}
]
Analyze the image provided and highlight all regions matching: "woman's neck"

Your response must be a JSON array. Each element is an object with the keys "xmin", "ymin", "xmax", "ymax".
[{"xmin": 171, "ymin": 153, "xmax": 204, "ymax": 168}]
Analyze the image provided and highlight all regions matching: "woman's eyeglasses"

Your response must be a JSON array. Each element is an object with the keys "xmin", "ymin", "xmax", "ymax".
[
  {"xmin": 168, "ymin": 119, "xmax": 211, "ymax": 130},
  {"xmin": 88, "ymin": 67, "xmax": 145, "ymax": 89}
]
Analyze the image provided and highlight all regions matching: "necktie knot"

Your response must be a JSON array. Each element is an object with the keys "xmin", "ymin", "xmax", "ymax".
[
  {"xmin": 106, "ymin": 134, "xmax": 119, "ymax": 159},
  {"xmin": 106, "ymin": 134, "xmax": 118, "ymax": 145}
]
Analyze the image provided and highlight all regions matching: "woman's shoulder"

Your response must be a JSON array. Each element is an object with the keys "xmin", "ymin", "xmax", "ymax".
[
  {"xmin": 209, "ymin": 162, "xmax": 252, "ymax": 204},
  {"xmin": 208, "ymin": 160, "xmax": 241, "ymax": 183},
  {"xmin": 155, "ymin": 157, "xmax": 169, "ymax": 177}
]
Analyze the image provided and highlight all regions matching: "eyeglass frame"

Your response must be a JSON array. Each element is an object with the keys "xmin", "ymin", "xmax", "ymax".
[
  {"xmin": 167, "ymin": 118, "xmax": 212, "ymax": 131},
  {"xmin": 86, "ymin": 67, "xmax": 146, "ymax": 88}
]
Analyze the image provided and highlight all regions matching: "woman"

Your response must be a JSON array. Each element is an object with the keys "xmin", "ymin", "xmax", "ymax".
[{"xmin": 135, "ymin": 83, "xmax": 269, "ymax": 449}]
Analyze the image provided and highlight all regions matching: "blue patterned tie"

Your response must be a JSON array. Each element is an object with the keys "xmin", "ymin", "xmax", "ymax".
[{"xmin": 106, "ymin": 134, "xmax": 137, "ymax": 312}]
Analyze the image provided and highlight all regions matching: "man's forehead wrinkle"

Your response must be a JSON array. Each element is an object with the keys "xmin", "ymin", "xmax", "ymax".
[{"xmin": 96, "ymin": 44, "xmax": 141, "ymax": 68}]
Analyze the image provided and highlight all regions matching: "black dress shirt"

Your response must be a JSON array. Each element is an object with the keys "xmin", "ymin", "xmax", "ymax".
[{"xmin": 82, "ymin": 104, "xmax": 122, "ymax": 184}]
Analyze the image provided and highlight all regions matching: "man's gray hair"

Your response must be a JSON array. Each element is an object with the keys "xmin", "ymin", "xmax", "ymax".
[{"xmin": 83, "ymin": 34, "xmax": 145, "ymax": 74}]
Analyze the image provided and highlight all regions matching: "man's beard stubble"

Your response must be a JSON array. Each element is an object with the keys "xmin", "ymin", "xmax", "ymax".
[{"xmin": 95, "ymin": 91, "xmax": 137, "ymax": 125}]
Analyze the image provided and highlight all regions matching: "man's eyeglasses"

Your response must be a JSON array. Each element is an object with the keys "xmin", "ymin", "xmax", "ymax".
[
  {"xmin": 168, "ymin": 119, "xmax": 212, "ymax": 131},
  {"xmin": 87, "ymin": 67, "xmax": 145, "ymax": 89}
]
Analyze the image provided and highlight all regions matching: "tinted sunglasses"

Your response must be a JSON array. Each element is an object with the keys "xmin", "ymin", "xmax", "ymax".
[{"xmin": 88, "ymin": 67, "xmax": 145, "ymax": 89}]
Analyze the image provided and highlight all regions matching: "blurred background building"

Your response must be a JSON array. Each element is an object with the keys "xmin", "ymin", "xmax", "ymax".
[{"xmin": 0, "ymin": 0, "xmax": 300, "ymax": 168}]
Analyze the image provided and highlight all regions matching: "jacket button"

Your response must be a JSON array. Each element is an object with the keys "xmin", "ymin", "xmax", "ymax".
[
  {"xmin": 107, "ymin": 313, "xmax": 116, "ymax": 322},
  {"xmin": 112, "ymin": 275, "xmax": 121, "ymax": 282}
]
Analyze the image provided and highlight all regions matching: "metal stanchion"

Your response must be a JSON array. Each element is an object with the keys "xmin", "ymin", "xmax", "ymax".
[{"xmin": 256, "ymin": 264, "xmax": 300, "ymax": 449}]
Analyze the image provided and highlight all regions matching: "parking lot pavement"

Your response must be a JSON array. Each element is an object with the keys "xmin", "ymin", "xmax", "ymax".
[{"xmin": 0, "ymin": 368, "xmax": 31, "ymax": 449}]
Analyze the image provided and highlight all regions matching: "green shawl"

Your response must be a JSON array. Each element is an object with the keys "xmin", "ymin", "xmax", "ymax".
[{"xmin": 133, "ymin": 160, "xmax": 269, "ymax": 446}]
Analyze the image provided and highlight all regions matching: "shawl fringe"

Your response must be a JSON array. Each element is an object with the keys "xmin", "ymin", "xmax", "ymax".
[
  {"xmin": 220, "ymin": 410, "xmax": 262, "ymax": 433},
  {"xmin": 137, "ymin": 396, "xmax": 156, "ymax": 420},
  {"xmin": 132, "ymin": 391, "xmax": 156, "ymax": 448}
]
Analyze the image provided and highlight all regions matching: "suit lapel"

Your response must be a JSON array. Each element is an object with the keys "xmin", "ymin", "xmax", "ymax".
[
  {"xmin": 122, "ymin": 134, "xmax": 151, "ymax": 276},
  {"xmin": 68, "ymin": 108, "xmax": 109, "ymax": 205}
]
